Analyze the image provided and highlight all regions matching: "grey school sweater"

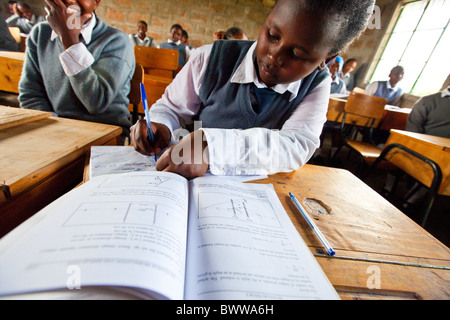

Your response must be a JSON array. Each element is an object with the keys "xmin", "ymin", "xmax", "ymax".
[{"xmin": 19, "ymin": 18, "xmax": 135, "ymax": 134}]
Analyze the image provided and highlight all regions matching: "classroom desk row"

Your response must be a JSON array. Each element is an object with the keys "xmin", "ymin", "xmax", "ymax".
[
  {"xmin": 0, "ymin": 106, "xmax": 123, "ymax": 237},
  {"xmin": 1, "ymin": 106, "xmax": 449, "ymax": 299},
  {"xmin": 328, "ymin": 97, "xmax": 411, "ymax": 131}
]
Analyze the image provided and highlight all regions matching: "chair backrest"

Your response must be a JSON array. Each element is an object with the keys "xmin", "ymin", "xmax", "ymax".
[
  {"xmin": 134, "ymin": 46, "xmax": 179, "ymax": 78},
  {"xmin": 8, "ymin": 27, "xmax": 21, "ymax": 44},
  {"xmin": 343, "ymin": 91, "xmax": 387, "ymax": 127},
  {"xmin": 128, "ymin": 63, "xmax": 144, "ymax": 124},
  {"xmin": 352, "ymin": 87, "xmax": 365, "ymax": 94}
]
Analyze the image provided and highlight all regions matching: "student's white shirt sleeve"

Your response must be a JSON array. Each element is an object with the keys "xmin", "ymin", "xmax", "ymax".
[{"xmin": 59, "ymin": 43, "xmax": 95, "ymax": 77}]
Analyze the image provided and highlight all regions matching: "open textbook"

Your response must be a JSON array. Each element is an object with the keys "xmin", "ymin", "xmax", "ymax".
[{"xmin": 0, "ymin": 171, "xmax": 338, "ymax": 299}]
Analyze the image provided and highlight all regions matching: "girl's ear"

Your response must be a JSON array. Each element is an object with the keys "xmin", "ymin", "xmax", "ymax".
[{"xmin": 318, "ymin": 53, "xmax": 339, "ymax": 71}]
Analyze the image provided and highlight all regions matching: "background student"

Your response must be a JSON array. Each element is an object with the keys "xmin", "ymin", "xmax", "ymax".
[
  {"xmin": 130, "ymin": 0, "xmax": 377, "ymax": 179},
  {"xmin": 340, "ymin": 58, "xmax": 358, "ymax": 91},
  {"xmin": 6, "ymin": 1, "xmax": 45, "ymax": 34},
  {"xmin": 158, "ymin": 23, "xmax": 190, "ymax": 67},
  {"xmin": 180, "ymin": 29, "xmax": 194, "ymax": 50},
  {"xmin": 328, "ymin": 56, "xmax": 346, "ymax": 94},
  {"xmin": 223, "ymin": 27, "xmax": 248, "ymax": 40},
  {"xmin": 365, "ymin": 65, "xmax": 404, "ymax": 106},
  {"xmin": 129, "ymin": 20, "xmax": 155, "ymax": 47},
  {"xmin": 19, "ymin": 0, "xmax": 135, "ymax": 139}
]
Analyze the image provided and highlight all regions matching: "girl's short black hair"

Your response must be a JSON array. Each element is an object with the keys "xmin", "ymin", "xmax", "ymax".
[{"xmin": 303, "ymin": 0, "xmax": 375, "ymax": 55}]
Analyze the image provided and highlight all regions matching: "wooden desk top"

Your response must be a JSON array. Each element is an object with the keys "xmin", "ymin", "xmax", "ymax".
[
  {"xmin": 386, "ymin": 130, "xmax": 450, "ymax": 195},
  {"xmin": 0, "ymin": 52, "xmax": 25, "ymax": 94},
  {"xmin": 390, "ymin": 129, "xmax": 450, "ymax": 150},
  {"xmin": 0, "ymin": 115, "xmax": 122, "ymax": 202},
  {"xmin": 0, "ymin": 51, "xmax": 25, "ymax": 60},
  {"xmin": 0, "ymin": 106, "xmax": 51, "ymax": 130},
  {"xmin": 253, "ymin": 165, "xmax": 450, "ymax": 299}
]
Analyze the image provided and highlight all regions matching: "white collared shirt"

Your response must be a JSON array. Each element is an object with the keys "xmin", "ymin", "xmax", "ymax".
[
  {"xmin": 50, "ymin": 14, "xmax": 96, "ymax": 77},
  {"xmin": 441, "ymin": 86, "xmax": 450, "ymax": 98},
  {"xmin": 150, "ymin": 42, "xmax": 330, "ymax": 175}
]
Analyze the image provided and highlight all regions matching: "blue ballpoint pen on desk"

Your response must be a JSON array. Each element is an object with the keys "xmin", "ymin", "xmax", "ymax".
[
  {"xmin": 289, "ymin": 192, "xmax": 335, "ymax": 256},
  {"xmin": 140, "ymin": 83, "xmax": 157, "ymax": 162}
]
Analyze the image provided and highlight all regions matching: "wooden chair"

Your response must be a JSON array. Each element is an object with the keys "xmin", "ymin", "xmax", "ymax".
[
  {"xmin": 8, "ymin": 27, "xmax": 21, "ymax": 44},
  {"xmin": 134, "ymin": 46, "xmax": 179, "ymax": 78},
  {"xmin": 363, "ymin": 143, "xmax": 442, "ymax": 227},
  {"xmin": 332, "ymin": 91, "xmax": 387, "ymax": 173},
  {"xmin": 127, "ymin": 63, "xmax": 144, "ymax": 125},
  {"xmin": 352, "ymin": 87, "xmax": 365, "ymax": 94},
  {"xmin": 133, "ymin": 46, "xmax": 179, "ymax": 118}
]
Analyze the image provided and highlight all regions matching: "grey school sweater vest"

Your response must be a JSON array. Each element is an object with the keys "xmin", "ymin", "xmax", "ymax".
[
  {"xmin": 159, "ymin": 42, "xmax": 187, "ymax": 66},
  {"xmin": 197, "ymin": 40, "xmax": 329, "ymax": 130}
]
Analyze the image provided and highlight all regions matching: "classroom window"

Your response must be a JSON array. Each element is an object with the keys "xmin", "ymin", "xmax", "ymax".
[{"xmin": 370, "ymin": 0, "xmax": 450, "ymax": 96}]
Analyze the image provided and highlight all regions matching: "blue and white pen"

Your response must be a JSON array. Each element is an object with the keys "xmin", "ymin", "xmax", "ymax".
[
  {"xmin": 140, "ymin": 83, "xmax": 157, "ymax": 162},
  {"xmin": 289, "ymin": 192, "xmax": 335, "ymax": 256}
]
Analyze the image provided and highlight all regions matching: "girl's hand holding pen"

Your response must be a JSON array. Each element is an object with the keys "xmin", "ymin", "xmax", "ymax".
[{"xmin": 130, "ymin": 119, "xmax": 171, "ymax": 157}]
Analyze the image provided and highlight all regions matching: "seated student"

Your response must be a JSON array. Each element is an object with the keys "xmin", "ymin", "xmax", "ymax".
[
  {"xmin": 130, "ymin": 0, "xmax": 377, "ymax": 179},
  {"xmin": 365, "ymin": 66, "xmax": 404, "ymax": 106},
  {"xmin": 129, "ymin": 20, "xmax": 155, "ymax": 47},
  {"xmin": 328, "ymin": 56, "xmax": 346, "ymax": 94},
  {"xmin": 158, "ymin": 23, "xmax": 190, "ymax": 67},
  {"xmin": 19, "ymin": 0, "xmax": 135, "ymax": 139},
  {"xmin": 0, "ymin": 15, "xmax": 19, "ymax": 51},
  {"xmin": 340, "ymin": 58, "xmax": 358, "ymax": 91},
  {"xmin": 180, "ymin": 29, "xmax": 194, "ymax": 51},
  {"xmin": 6, "ymin": 1, "xmax": 45, "ymax": 34},
  {"xmin": 406, "ymin": 86, "xmax": 450, "ymax": 138},
  {"xmin": 224, "ymin": 27, "xmax": 248, "ymax": 40}
]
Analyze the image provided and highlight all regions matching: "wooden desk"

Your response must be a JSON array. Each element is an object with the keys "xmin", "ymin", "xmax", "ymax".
[
  {"xmin": 0, "ymin": 51, "xmax": 25, "ymax": 94},
  {"xmin": 384, "ymin": 129, "xmax": 450, "ymax": 196},
  {"xmin": 253, "ymin": 165, "xmax": 449, "ymax": 299},
  {"xmin": 328, "ymin": 97, "xmax": 411, "ymax": 130},
  {"xmin": 0, "ymin": 107, "xmax": 122, "ymax": 237}
]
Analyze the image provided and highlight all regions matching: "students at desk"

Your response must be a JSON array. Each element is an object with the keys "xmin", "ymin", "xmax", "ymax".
[
  {"xmin": 130, "ymin": 0, "xmax": 377, "ymax": 179},
  {"xmin": 18, "ymin": 0, "xmax": 135, "ymax": 139},
  {"xmin": 6, "ymin": 1, "xmax": 45, "ymax": 35}
]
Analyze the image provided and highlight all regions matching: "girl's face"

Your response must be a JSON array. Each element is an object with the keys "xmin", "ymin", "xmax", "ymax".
[
  {"xmin": 170, "ymin": 27, "xmax": 182, "ymax": 43},
  {"xmin": 255, "ymin": 0, "xmax": 337, "ymax": 87}
]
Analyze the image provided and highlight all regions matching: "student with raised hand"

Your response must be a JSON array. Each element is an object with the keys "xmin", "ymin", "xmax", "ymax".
[
  {"xmin": 130, "ymin": 0, "xmax": 376, "ymax": 179},
  {"xmin": 19, "ymin": 0, "xmax": 135, "ymax": 139}
]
